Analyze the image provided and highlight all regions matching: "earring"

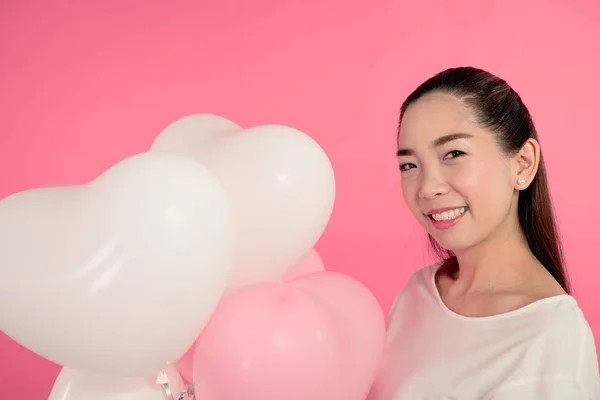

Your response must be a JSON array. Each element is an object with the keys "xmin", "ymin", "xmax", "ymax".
[{"xmin": 518, "ymin": 178, "xmax": 526, "ymax": 185}]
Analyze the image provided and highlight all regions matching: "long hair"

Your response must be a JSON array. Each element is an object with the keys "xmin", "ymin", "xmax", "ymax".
[{"xmin": 398, "ymin": 67, "xmax": 570, "ymax": 293}]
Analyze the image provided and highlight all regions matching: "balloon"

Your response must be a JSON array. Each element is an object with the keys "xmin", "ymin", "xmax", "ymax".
[
  {"xmin": 151, "ymin": 114, "xmax": 242, "ymax": 159},
  {"xmin": 287, "ymin": 272, "xmax": 387, "ymax": 400},
  {"xmin": 174, "ymin": 344, "xmax": 195, "ymax": 384},
  {"xmin": 282, "ymin": 248, "xmax": 325, "ymax": 281},
  {"xmin": 192, "ymin": 282, "xmax": 345, "ymax": 400},
  {"xmin": 151, "ymin": 120, "xmax": 335, "ymax": 292},
  {"xmin": 49, "ymin": 366, "xmax": 185, "ymax": 400},
  {"xmin": 175, "ymin": 248, "xmax": 327, "ymax": 383},
  {"xmin": 155, "ymin": 114, "xmax": 240, "ymax": 385},
  {"xmin": 0, "ymin": 152, "xmax": 235, "ymax": 377}
]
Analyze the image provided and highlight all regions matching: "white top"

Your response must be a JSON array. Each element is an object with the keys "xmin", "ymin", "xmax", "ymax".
[{"xmin": 367, "ymin": 264, "xmax": 600, "ymax": 400}]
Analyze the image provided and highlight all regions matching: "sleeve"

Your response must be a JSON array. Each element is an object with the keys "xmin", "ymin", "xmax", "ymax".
[{"xmin": 486, "ymin": 377, "xmax": 597, "ymax": 400}]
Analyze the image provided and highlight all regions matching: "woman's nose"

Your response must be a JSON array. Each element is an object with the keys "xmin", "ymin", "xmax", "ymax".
[{"xmin": 417, "ymin": 168, "xmax": 450, "ymax": 200}]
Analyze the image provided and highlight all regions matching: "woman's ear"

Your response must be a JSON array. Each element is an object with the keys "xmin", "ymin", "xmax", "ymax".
[{"xmin": 513, "ymin": 138, "xmax": 540, "ymax": 190}]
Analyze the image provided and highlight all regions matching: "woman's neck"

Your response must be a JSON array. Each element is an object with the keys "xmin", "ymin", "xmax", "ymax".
[{"xmin": 447, "ymin": 220, "xmax": 542, "ymax": 296}]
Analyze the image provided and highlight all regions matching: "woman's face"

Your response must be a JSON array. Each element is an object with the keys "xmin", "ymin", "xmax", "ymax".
[{"xmin": 397, "ymin": 92, "xmax": 518, "ymax": 253}]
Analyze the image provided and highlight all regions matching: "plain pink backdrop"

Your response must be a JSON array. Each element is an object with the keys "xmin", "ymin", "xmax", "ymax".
[{"xmin": 1, "ymin": 0, "xmax": 599, "ymax": 398}]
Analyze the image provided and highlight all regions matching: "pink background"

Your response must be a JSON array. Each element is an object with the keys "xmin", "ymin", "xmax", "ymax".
[{"xmin": 1, "ymin": 0, "xmax": 599, "ymax": 397}]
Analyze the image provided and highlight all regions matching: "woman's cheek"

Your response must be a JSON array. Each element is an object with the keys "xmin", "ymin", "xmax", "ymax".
[
  {"xmin": 400, "ymin": 177, "xmax": 428, "ymax": 227},
  {"xmin": 456, "ymin": 159, "xmax": 512, "ymax": 210},
  {"xmin": 452, "ymin": 161, "xmax": 483, "ymax": 193}
]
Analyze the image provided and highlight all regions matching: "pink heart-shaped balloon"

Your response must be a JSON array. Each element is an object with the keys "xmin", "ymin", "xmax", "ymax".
[
  {"xmin": 190, "ymin": 272, "xmax": 385, "ymax": 400},
  {"xmin": 288, "ymin": 272, "xmax": 387, "ymax": 400}
]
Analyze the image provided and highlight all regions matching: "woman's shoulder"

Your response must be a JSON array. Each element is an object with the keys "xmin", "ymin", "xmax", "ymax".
[
  {"xmin": 387, "ymin": 263, "xmax": 441, "ymax": 312},
  {"xmin": 508, "ymin": 286, "xmax": 593, "ymax": 346},
  {"xmin": 405, "ymin": 262, "xmax": 442, "ymax": 286},
  {"xmin": 532, "ymin": 295, "xmax": 596, "ymax": 352},
  {"xmin": 391, "ymin": 262, "xmax": 439, "ymax": 293},
  {"xmin": 493, "ymin": 297, "xmax": 600, "ymax": 396}
]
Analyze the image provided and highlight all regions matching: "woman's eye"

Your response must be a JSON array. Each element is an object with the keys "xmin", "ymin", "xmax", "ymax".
[
  {"xmin": 445, "ymin": 150, "xmax": 466, "ymax": 159},
  {"xmin": 399, "ymin": 163, "xmax": 416, "ymax": 171}
]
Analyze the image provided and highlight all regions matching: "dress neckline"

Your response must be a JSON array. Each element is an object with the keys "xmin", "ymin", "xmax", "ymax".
[{"xmin": 428, "ymin": 262, "xmax": 576, "ymax": 322}]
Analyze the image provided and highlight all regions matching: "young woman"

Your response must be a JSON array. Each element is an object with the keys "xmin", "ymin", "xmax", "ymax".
[{"xmin": 367, "ymin": 67, "xmax": 600, "ymax": 399}]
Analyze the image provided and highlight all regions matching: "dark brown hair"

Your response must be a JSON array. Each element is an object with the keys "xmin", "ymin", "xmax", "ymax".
[{"xmin": 398, "ymin": 66, "xmax": 570, "ymax": 293}]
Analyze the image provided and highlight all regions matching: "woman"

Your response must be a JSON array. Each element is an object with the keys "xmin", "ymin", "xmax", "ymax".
[{"xmin": 367, "ymin": 67, "xmax": 600, "ymax": 399}]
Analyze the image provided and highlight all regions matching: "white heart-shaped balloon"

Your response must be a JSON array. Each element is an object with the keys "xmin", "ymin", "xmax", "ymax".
[
  {"xmin": 151, "ymin": 113, "xmax": 242, "ymax": 159},
  {"xmin": 49, "ymin": 365, "xmax": 185, "ymax": 400},
  {"xmin": 152, "ymin": 118, "xmax": 335, "ymax": 293},
  {"xmin": 0, "ymin": 152, "xmax": 235, "ymax": 377}
]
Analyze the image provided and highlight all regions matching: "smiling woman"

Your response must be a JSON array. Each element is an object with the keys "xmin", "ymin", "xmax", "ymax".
[{"xmin": 367, "ymin": 67, "xmax": 600, "ymax": 400}]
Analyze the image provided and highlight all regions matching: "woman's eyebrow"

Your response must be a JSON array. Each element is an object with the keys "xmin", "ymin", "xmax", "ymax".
[{"xmin": 396, "ymin": 132, "xmax": 473, "ymax": 157}]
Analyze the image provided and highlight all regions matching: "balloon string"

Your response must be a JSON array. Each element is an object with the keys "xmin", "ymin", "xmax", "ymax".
[
  {"xmin": 160, "ymin": 381, "xmax": 173, "ymax": 398},
  {"xmin": 162, "ymin": 382, "xmax": 195, "ymax": 400},
  {"xmin": 157, "ymin": 370, "xmax": 195, "ymax": 400},
  {"xmin": 180, "ymin": 384, "xmax": 195, "ymax": 400}
]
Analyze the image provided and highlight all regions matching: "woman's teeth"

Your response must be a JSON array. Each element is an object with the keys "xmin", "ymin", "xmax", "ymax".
[{"xmin": 430, "ymin": 207, "xmax": 467, "ymax": 221}]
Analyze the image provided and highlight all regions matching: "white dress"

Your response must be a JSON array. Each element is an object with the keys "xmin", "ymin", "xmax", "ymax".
[{"xmin": 367, "ymin": 264, "xmax": 600, "ymax": 400}]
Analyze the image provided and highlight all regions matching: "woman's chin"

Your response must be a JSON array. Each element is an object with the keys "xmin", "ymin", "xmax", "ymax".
[{"xmin": 429, "ymin": 234, "xmax": 473, "ymax": 255}]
